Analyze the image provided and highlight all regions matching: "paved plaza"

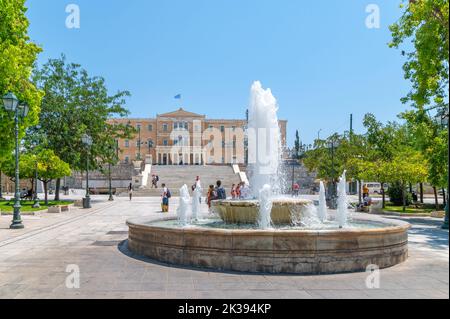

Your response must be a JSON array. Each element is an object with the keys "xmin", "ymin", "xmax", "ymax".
[{"xmin": 0, "ymin": 196, "xmax": 448, "ymax": 299}]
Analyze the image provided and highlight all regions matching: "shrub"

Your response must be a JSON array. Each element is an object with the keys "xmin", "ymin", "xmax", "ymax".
[{"xmin": 388, "ymin": 182, "xmax": 412, "ymax": 206}]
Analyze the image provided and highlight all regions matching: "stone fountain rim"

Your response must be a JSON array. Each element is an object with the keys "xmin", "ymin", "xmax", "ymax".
[
  {"xmin": 211, "ymin": 198, "xmax": 313, "ymax": 207},
  {"xmin": 126, "ymin": 214, "xmax": 411, "ymax": 236}
]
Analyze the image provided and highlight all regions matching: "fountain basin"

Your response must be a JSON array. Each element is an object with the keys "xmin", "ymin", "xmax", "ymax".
[
  {"xmin": 126, "ymin": 214, "xmax": 410, "ymax": 274},
  {"xmin": 211, "ymin": 198, "xmax": 312, "ymax": 225}
]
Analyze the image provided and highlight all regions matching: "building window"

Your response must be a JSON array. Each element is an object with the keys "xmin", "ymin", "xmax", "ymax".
[
  {"xmin": 136, "ymin": 124, "xmax": 142, "ymax": 131},
  {"xmin": 125, "ymin": 140, "xmax": 130, "ymax": 148},
  {"xmin": 163, "ymin": 124, "xmax": 168, "ymax": 132},
  {"xmin": 163, "ymin": 140, "xmax": 168, "ymax": 146},
  {"xmin": 220, "ymin": 125, "xmax": 225, "ymax": 133},
  {"xmin": 148, "ymin": 139, "xmax": 154, "ymax": 149},
  {"xmin": 184, "ymin": 122, "xmax": 188, "ymax": 130},
  {"xmin": 148, "ymin": 124, "xmax": 153, "ymax": 131}
]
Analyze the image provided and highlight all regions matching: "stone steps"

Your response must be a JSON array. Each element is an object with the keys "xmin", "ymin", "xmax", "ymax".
[{"xmin": 119, "ymin": 165, "xmax": 241, "ymax": 197}]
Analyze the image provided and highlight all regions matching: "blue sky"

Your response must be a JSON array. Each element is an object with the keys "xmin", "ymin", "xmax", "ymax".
[{"xmin": 26, "ymin": 0, "xmax": 411, "ymax": 146}]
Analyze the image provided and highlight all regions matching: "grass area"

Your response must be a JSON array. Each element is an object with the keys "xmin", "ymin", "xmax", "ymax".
[
  {"xmin": 0, "ymin": 200, "xmax": 73, "ymax": 212},
  {"xmin": 384, "ymin": 204, "xmax": 438, "ymax": 215}
]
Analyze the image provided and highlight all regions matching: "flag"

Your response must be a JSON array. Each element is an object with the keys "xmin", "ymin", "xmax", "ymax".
[{"xmin": 174, "ymin": 94, "xmax": 182, "ymax": 99}]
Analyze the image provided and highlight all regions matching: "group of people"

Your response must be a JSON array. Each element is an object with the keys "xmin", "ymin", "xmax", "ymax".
[
  {"xmin": 230, "ymin": 182, "xmax": 251, "ymax": 200},
  {"xmin": 129, "ymin": 176, "xmax": 248, "ymax": 213},
  {"xmin": 206, "ymin": 180, "xmax": 227, "ymax": 209}
]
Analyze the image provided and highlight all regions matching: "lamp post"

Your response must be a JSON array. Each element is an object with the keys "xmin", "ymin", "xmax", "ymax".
[
  {"xmin": 108, "ymin": 144, "xmax": 115, "ymax": 201},
  {"xmin": 328, "ymin": 139, "xmax": 338, "ymax": 209},
  {"xmin": 82, "ymin": 134, "xmax": 93, "ymax": 209},
  {"xmin": 2, "ymin": 92, "xmax": 29, "ymax": 229}
]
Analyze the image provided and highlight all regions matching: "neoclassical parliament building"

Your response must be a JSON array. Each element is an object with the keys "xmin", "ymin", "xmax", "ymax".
[{"xmin": 110, "ymin": 108, "xmax": 287, "ymax": 165}]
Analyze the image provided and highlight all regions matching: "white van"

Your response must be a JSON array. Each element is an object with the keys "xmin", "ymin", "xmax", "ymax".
[{"xmin": 365, "ymin": 182, "xmax": 382, "ymax": 194}]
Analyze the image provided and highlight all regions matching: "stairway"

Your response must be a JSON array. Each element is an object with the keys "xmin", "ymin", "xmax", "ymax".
[{"xmin": 121, "ymin": 165, "xmax": 242, "ymax": 197}]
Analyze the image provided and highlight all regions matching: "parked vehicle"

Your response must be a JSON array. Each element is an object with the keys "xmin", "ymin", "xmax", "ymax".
[{"xmin": 365, "ymin": 182, "xmax": 382, "ymax": 194}]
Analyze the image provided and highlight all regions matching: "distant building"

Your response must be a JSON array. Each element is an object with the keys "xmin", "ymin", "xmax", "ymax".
[{"xmin": 110, "ymin": 108, "xmax": 287, "ymax": 165}]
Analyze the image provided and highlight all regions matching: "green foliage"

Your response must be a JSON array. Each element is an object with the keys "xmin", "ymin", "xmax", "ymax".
[
  {"xmin": 0, "ymin": 149, "xmax": 70, "ymax": 182},
  {"xmin": 303, "ymin": 132, "xmax": 366, "ymax": 182},
  {"xmin": 294, "ymin": 130, "xmax": 300, "ymax": 159},
  {"xmin": 388, "ymin": 181, "xmax": 413, "ymax": 206},
  {"xmin": 31, "ymin": 55, "xmax": 136, "ymax": 172},
  {"xmin": 0, "ymin": 0, "xmax": 43, "ymax": 161},
  {"xmin": 35, "ymin": 149, "xmax": 71, "ymax": 183},
  {"xmin": 390, "ymin": 0, "xmax": 449, "ymax": 107}
]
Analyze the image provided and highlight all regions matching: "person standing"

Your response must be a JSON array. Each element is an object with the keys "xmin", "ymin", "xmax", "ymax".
[
  {"xmin": 128, "ymin": 183, "xmax": 133, "ymax": 201},
  {"xmin": 207, "ymin": 185, "xmax": 216, "ymax": 210},
  {"xmin": 235, "ymin": 183, "xmax": 242, "ymax": 199},
  {"xmin": 293, "ymin": 183, "xmax": 300, "ymax": 197},
  {"xmin": 231, "ymin": 184, "xmax": 237, "ymax": 199},
  {"xmin": 240, "ymin": 182, "xmax": 251, "ymax": 199},
  {"xmin": 161, "ymin": 183, "xmax": 171, "ymax": 212},
  {"xmin": 363, "ymin": 184, "xmax": 369, "ymax": 199},
  {"xmin": 215, "ymin": 180, "xmax": 226, "ymax": 200}
]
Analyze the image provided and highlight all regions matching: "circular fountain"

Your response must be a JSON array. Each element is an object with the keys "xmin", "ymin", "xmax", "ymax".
[
  {"xmin": 211, "ymin": 198, "xmax": 312, "ymax": 225},
  {"xmin": 126, "ymin": 81, "xmax": 410, "ymax": 274}
]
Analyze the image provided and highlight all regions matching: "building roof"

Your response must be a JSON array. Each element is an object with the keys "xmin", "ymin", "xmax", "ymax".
[{"xmin": 157, "ymin": 108, "xmax": 205, "ymax": 119}]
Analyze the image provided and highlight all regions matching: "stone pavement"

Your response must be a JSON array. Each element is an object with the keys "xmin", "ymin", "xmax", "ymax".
[{"xmin": 0, "ymin": 196, "xmax": 448, "ymax": 299}]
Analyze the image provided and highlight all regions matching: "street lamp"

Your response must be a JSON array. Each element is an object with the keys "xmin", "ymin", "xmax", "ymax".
[
  {"xmin": 108, "ymin": 144, "xmax": 116, "ymax": 201},
  {"xmin": 2, "ymin": 92, "xmax": 29, "ymax": 229},
  {"xmin": 327, "ymin": 139, "xmax": 338, "ymax": 209},
  {"xmin": 82, "ymin": 134, "xmax": 93, "ymax": 209}
]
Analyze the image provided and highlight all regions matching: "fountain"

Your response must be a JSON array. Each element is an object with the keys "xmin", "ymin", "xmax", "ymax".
[
  {"xmin": 127, "ymin": 81, "xmax": 410, "ymax": 274},
  {"xmin": 192, "ymin": 179, "xmax": 202, "ymax": 221},
  {"xmin": 212, "ymin": 81, "xmax": 312, "ymax": 225},
  {"xmin": 177, "ymin": 185, "xmax": 190, "ymax": 226},
  {"xmin": 337, "ymin": 171, "xmax": 349, "ymax": 228},
  {"xmin": 318, "ymin": 181, "xmax": 328, "ymax": 222}
]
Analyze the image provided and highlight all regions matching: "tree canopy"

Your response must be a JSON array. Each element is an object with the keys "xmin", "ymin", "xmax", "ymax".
[
  {"xmin": 0, "ymin": 0, "xmax": 43, "ymax": 160},
  {"xmin": 31, "ymin": 55, "xmax": 136, "ymax": 172}
]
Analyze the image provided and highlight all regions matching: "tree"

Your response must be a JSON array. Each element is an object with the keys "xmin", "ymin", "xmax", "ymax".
[
  {"xmin": 294, "ymin": 130, "xmax": 300, "ymax": 159},
  {"xmin": 0, "ymin": 0, "xmax": 43, "ymax": 161},
  {"xmin": 384, "ymin": 149, "xmax": 428, "ymax": 211},
  {"xmin": 304, "ymin": 132, "xmax": 367, "ymax": 204},
  {"xmin": 390, "ymin": 0, "xmax": 449, "ymax": 108},
  {"xmin": 401, "ymin": 109, "xmax": 448, "ymax": 210},
  {"xmin": 35, "ymin": 149, "xmax": 71, "ymax": 205},
  {"xmin": 31, "ymin": 55, "xmax": 136, "ymax": 199}
]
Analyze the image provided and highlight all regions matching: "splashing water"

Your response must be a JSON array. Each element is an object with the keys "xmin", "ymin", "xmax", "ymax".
[
  {"xmin": 336, "ymin": 171, "xmax": 349, "ymax": 228},
  {"xmin": 258, "ymin": 184, "xmax": 273, "ymax": 229},
  {"xmin": 177, "ymin": 184, "xmax": 191, "ymax": 226},
  {"xmin": 247, "ymin": 81, "xmax": 282, "ymax": 198},
  {"xmin": 191, "ymin": 180, "xmax": 202, "ymax": 221},
  {"xmin": 291, "ymin": 204, "xmax": 321, "ymax": 228},
  {"xmin": 318, "ymin": 181, "xmax": 328, "ymax": 222}
]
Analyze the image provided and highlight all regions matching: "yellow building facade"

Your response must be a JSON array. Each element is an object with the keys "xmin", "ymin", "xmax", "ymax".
[{"xmin": 110, "ymin": 108, "xmax": 287, "ymax": 165}]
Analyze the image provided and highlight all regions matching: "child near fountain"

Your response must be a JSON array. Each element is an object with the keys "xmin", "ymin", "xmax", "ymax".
[
  {"xmin": 207, "ymin": 185, "xmax": 216, "ymax": 210},
  {"xmin": 161, "ymin": 183, "xmax": 171, "ymax": 212}
]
